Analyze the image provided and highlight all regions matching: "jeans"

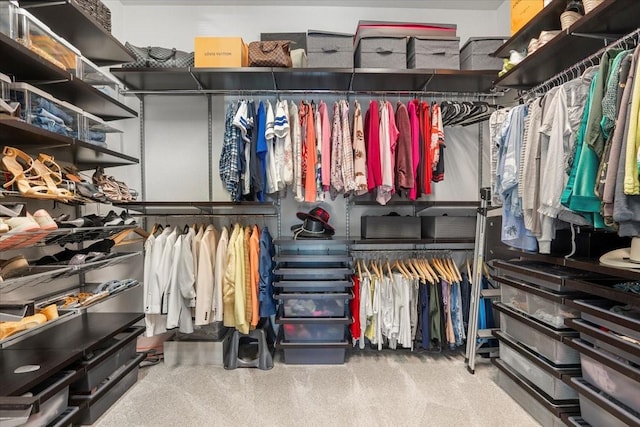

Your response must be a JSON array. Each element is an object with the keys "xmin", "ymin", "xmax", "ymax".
[
  {"xmin": 31, "ymin": 114, "xmax": 71, "ymax": 136},
  {"xmin": 450, "ymin": 281, "xmax": 465, "ymax": 347},
  {"xmin": 37, "ymin": 98, "xmax": 73, "ymax": 124}
]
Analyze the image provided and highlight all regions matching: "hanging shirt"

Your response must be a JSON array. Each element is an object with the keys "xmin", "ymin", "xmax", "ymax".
[
  {"xmin": 624, "ymin": 48, "xmax": 640, "ymax": 195},
  {"xmin": 320, "ymin": 101, "xmax": 332, "ymax": 192},
  {"xmin": 265, "ymin": 100, "xmax": 279, "ymax": 194},
  {"xmin": 395, "ymin": 102, "xmax": 413, "ymax": 194},
  {"xmin": 315, "ymin": 104, "xmax": 324, "ymax": 201},
  {"xmin": 243, "ymin": 226, "xmax": 252, "ymax": 329},
  {"xmin": 366, "ymin": 100, "xmax": 382, "ymax": 192},
  {"xmin": 408, "ymin": 102, "xmax": 420, "ymax": 200},
  {"xmin": 248, "ymin": 101, "xmax": 259, "ymax": 197},
  {"xmin": 256, "ymin": 102, "xmax": 267, "ymax": 202},
  {"xmin": 232, "ymin": 100, "xmax": 251, "ymax": 197},
  {"xmin": 431, "ymin": 103, "xmax": 445, "ymax": 182},
  {"xmin": 352, "ymin": 100, "xmax": 368, "ymax": 195},
  {"xmin": 330, "ymin": 101, "xmax": 344, "ymax": 197},
  {"xmin": 143, "ymin": 231, "xmax": 166, "ymax": 337},
  {"xmin": 220, "ymin": 104, "xmax": 241, "ymax": 201},
  {"xmin": 274, "ymin": 100, "xmax": 291, "ymax": 190},
  {"xmin": 388, "ymin": 101, "xmax": 400, "ymax": 192},
  {"xmin": 377, "ymin": 101, "xmax": 394, "ymax": 205},
  {"xmin": 249, "ymin": 226, "xmax": 260, "ymax": 327},
  {"xmin": 341, "ymin": 100, "xmax": 356, "ymax": 194},
  {"xmin": 258, "ymin": 227, "xmax": 276, "ymax": 317},
  {"xmin": 290, "ymin": 101, "xmax": 303, "ymax": 202},
  {"xmin": 212, "ymin": 226, "xmax": 228, "ymax": 322},
  {"xmin": 350, "ymin": 275, "xmax": 361, "ymax": 345},
  {"xmin": 166, "ymin": 230, "xmax": 196, "ymax": 334},
  {"xmin": 223, "ymin": 224, "xmax": 240, "ymax": 327},
  {"xmin": 359, "ymin": 276, "xmax": 372, "ymax": 350},
  {"xmin": 304, "ymin": 102, "xmax": 317, "ymax": 202},
  {"xmin": 420, "ymin": 102, "xmax": 432, "ymax": 195},
  {"xmin": 159, "ymin": 228, "xmax": 178, "ymax": 315},
  {"xmin": 234, "ymin": 225, "xmax": 248, "ymax": 334},
  {"xmin": 192, "ymin": 225, "xmax": 204, "ymax": 277},
  {"xmin": 195, "ymin": 225, "xmax": 218, "ymax": 326}
]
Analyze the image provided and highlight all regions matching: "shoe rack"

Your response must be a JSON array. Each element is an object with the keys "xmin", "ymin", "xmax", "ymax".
[{"xmin": 0, "ymin": 3, "xmax": 146, "ymax": 426}]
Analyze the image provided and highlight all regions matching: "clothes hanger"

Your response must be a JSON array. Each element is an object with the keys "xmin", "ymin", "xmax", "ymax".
[
  {"xmin": 466, "ymin": 258, "xmax": 473, "ymax": 284},
  {"xmin": 110, "ymin": 227, "xmax": 150, "ymax": 246},
  {"xmin": 149, "ymin": 223, "xmax": 163, "ymax": 236}
]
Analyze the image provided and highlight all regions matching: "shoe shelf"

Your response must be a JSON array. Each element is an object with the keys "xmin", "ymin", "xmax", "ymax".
[
  {"xmin": 0, "ymin": 224, "xmax": 137, "ymax": 252},
  {"xmin": 113, "ymin": 200, "xmax": 278, "ymax": 215},
  {"xmin": 0, "ymin": 251, "xmax": 141, "ymax": 294},
  {"xmin": 493, "ymin": 0, "xmax": 640, "ymax": 89},
  {"xmin": 0, "ymin": 33, "xmax": 137, "ymax": 121},
  {"xmin": 19, "ymin": 0, "xmax": 135, "ymax": 66},
  {"xmin": 109, "ymin": 67, "xmax": 497, "ymax": 93},
  {"xmin": 35, "ymin": 280, "xmax": 142, "ymax": 314},
  {"xmin": 0, "ymin": 120, "xmax": 139, "ymax": 170},
  {"xmin": 0, "ymin": 308, "xmax": 77, "ymax": 349}
]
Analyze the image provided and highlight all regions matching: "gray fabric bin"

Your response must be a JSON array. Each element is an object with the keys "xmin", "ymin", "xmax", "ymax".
[
  {"xmin": 460, "ymin": 37, "xmax": 508, "ymax": 70},
  {"xmin": 355, "ymin": 36, "xmax": 406, "ymax": 69},
  {"xmin": 307, "ymin": 30, "xmax": 353, "ymax": 68},
  {"xmin": 361, "ymin": 216, "xmax": 421, "ymax": 239},
  {"xmin": 407, "ymin": 37, "xmax": 459, "ymax": 69}
]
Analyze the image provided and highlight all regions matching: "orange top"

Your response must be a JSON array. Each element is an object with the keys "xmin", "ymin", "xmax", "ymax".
[
  {"xmin": 249, "ymin": 225, "xmax": 261, "ymax": 327},
  {"xmin": 304, "ymin": 103, "xmax": 317, "ymax": 202}
]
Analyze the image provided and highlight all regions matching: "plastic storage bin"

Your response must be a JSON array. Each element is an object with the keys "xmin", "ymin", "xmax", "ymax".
[
  {"xmin": 0, "ymin": 71, "xmax": 11, "ymax": 100},
  {"xmin": 496, "ymin": 277, "xmax": 580, "ymax": 329},
  {"xmin": 361, "ymin": 216, "xmax": 421, "ymax": 239},
  {"xmin": 571, "ymin": 298, "xmax": 640, "ymax": 342},
  {"xmin": 14, "ymin": 9, "xmax": 79, "ymax": 73},
  {"xmin": 499, "ymin": 339, "xmax": 577, "ymax": 400},
  {"xmin": 277, "ymin": 293, "xmax": 352, "ymax": 317},
  {"xmin": 81, "ymin": 111, "xmax": 123, "ymax": 148},
  {"xmin": 0, "ymin": 1, "xmax": 19, "ymax": 39},
  {"xmin": 496, "ymin": 303, "xmax": 580, "ymax": 365},
  {"xmin": 274, "ymin": 280, "xmax": 353, "ymax": 293},
  {"xmin": 581, "ymin": 350, "xmax": 640, "ymax": 412},
  {"xmin": 77, "ymin": 57, "xmax": 122, "ymax": 102},
  {"xmin": 355, "ymin": 37, "xmax": 406, "ymax": 68},
  {"xmin": 279, "ymin": 317, "xmax": 351, "ymax": 342},
  {"xmin": 278, "ymin": 340, "xmax": 349, "ymax": 364},
  {"xmin": 407, "ymin": 37, "xmax": 460, "ymax": 69},
  {"xmin": 493, "ymin": 260, "xmax": 593, "ymax": 292},
  {"xmin": 10, "ymin": 82, "xmax": 82, "ymax": 138},
  {"xmin": 574, "ymin": 378, "xmax": 640, "ymax": 427},
  {"xmin": 459, "ymin": 37, "xmax": 508, "ymax": 70},
  {"xmin": 493, "ymin": 359, "xmax": 577, "ymax": 427},
  {"xmin": 71, "ymin": 327, "xmax": 142, "ymax": 392},
  {"xmin": 306, "ymin": 30, "xmax": 353, "ymax": 68}
]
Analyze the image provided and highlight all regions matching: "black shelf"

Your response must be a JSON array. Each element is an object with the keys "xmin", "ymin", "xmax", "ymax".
[
  {"xmin": 0, "ymin": 120, "xmax": 139, "ymax": 170},
  {"xmin": 114, "ymin": 200, "xmax": 277, "ymax": 215},
  {"xmin": 110, "ymin": 67, "xmax": 497, "ymax": 93},
  {"xmin": 20, "ymin": 0, "xmax": 135, "ymax": 66},
  {"xmin": 0, "ymin": 33, "xmax": 137, "ymax": 120},
  {"xmin": 494, "ymin": 0, "xmax": 640, "ymax": 89},
  {"xmin": 351, "ymin": 199, "xmax": 480, "ymax": 207}
]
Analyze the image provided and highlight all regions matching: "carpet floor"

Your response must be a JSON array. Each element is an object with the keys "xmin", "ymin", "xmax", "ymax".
[{"xmin": 94, "ymin": 351, "xmax": 539, "ymax": 427}]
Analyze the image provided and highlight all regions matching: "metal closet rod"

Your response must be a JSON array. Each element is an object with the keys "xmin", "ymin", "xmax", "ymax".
[
  {"xmin": 523, "ymin": 27, "xmax": 640, "ymax": 98},
  {"xmin": 123, "ymin": 88, "xmax": 504, "ymax": 98}
]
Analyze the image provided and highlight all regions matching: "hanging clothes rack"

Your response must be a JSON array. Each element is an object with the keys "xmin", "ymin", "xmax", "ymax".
[{"xmin": 522, "ymin": 27, "xmax": 640, "ymax": 100}]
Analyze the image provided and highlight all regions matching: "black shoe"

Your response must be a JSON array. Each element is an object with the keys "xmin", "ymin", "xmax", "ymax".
[
  {"xmin": 103, "ymin": 210, "xmax": 124, "ymax": 226},
  {"xmin": 120, "ymin": 211, "xmax": 136, "ymax": 226}
]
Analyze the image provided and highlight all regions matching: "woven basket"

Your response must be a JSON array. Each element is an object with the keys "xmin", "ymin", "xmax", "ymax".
[
  {"xmin": 560, "ymin": 11, "xmax": 582, "ymax": 30},
  {"xmin": 76, "ymin": 0, "xmax": 111, "ymax": 33},
  {"xmin": 584, "ymin": 0, "xmax": 605, "ymax": 14}
]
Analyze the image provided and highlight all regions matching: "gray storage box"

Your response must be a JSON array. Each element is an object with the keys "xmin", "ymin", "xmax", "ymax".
[
  {"xmin": 307, "ymin": 30, "xmax": 353, "ymax": 68},
  {"xmin": 460, "ymin": 37, "xmax": 508, "ymax": 70},
  {"xmin": 355, "ymin": 36, "xmax": 406, "ymax": 68},
  {"xmin": 361, "ymin": 216, "xmax": 421, "ymax": 239},
  {"xmin": 407, "ymin": 37, "xmax": 460, "ymax": 69},
  {"xmin": 421, "ymin": 215, "xmax": 475, "ymax": 239},
  {"xmin": 261, "ymin": 32, "xmax": 307, "ymax": 52}
]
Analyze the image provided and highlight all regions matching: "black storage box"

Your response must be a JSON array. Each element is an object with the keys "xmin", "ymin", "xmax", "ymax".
[{"xmin": 361, "ymin": 215, "xmax": 421, "ymax": 239}]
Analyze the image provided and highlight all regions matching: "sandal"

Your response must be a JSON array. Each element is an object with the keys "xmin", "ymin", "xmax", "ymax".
[
  {"xmin": 63, "ymin": 166, "xmax": 108, "ymax": 202},
  {"xmin": 92, "ymin": 166, "xmax": 122, "ymax": 201},
  {"xmin": 2, "ymin": 146, "xmax": 57, "ymax": 200},
  {"xmin": 29, "ymin": 156, "xmax": 75, "ymax": 202}
]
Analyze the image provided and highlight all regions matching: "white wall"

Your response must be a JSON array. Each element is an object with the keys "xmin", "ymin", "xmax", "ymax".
[{"xmin": 102, "ymin": 1, "xmax": 509, "ymax": 236}]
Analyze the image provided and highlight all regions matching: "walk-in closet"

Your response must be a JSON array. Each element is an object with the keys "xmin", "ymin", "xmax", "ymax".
[{"xmin": 0, "ymin": 0, "xmax": 639, "ymax": 426}]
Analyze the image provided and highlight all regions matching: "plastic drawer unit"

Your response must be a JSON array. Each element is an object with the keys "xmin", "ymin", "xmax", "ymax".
[
  {"xmin": 0, "ymin": 370, "xmax": 76, "ymax": 427},
  {"xmin": 71, "ymin": 326, "xmax": 143, "ymax": 393},
  {"xmin": 10, "ymin": 82, "xmax": 82, "ymax": 138},
  {"xmin": 567, "ymin": 338, "xmax": 640, "ymax": 413},
  {"xmin": 566, "ymin": 316, "xmax": 640, "ymax": 367},
  {"xmin": 274, "ymin": 280, "xmax": 353, "ymax": 293},
  {"xmin": 572, "ymin": 378, "xmax": 640, "ymax": 427},
  {"xmin": 0, "ymin": 71, "xmax": 11, "ymax": 101},
  {"xmin": 276, "ymin": 292, "xmax": 352, "ymax": 318},
  {"xmin": 71, "ymin": 352, "xmax": 145, "ymax": 425},
  {"xmin": 276, "ymin": 314, "xmax": 352, "ymax": 342},
  {"xmin": 493, "ymin": 358, "xmax": 579, "ymax": 427},
  {"xmin": 496, "ymin": 331, "xmax": 579, "ymax": 400},
  {"xmin": 277, "ymin": 339, "xmax": 350, "ymax": 365},
  {"xmin": 76, "ymin": 57, "xmax": 123, "ymax": 102},
  {"xmin": 494, "ymin": 276, "xmax": 580, "ymax": 329},
  {"xmin": 14, "ymin": 8, "xmax": 79, "ymax": 73},
  {"xmin": 493, "ymin": 260, "xmax": 594, "ymax": 292},
  {"xmin": 0, "ymin": 1, "xmax": 19, "ymax": 39},
  {"xmin": 80, "ymin": 111, "xmax": 123, "ymax": 148},
  {"xmin": 495, "ymin": 303, "xmax": 580, "ymax": 365}
]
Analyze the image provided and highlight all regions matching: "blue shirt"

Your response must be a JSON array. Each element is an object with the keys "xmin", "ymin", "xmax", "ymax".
[
  {"xmin": 258, "ymin": 227, "xmax": 276, "ymax": 317},
  {"xmin": 256, "ymin": 102, "xmax": 267, "ymax": 202}
]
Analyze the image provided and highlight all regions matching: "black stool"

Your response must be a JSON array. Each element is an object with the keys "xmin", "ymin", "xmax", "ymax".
[{"xmin": 224, "ymin": 323, "xmax": 274, "ymax": 370}]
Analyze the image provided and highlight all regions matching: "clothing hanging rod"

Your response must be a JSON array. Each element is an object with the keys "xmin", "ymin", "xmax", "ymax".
[
  {"xmin": 522, "ymin": 27, "xmax": 640, "ymax": 99},
  {"xmin": 121, "ymin": 88, "xmax": 504, "ymax": 98}
]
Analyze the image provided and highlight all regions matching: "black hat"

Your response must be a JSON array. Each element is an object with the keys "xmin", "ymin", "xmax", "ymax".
[{"xmin": 291, "ymin": 218, "xmax": 334, "ymax": 239}]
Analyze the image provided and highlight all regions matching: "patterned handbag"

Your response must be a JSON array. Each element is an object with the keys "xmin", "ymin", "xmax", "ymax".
[
  {"xmin": 248, "ymin": 41, "xmax": 292, "ymax": 67},
  {"xmin": 123, "ymin": 42, "xmax": 194, "ymax": 68}
]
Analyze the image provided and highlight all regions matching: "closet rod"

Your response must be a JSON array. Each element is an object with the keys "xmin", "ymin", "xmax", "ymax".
[
  {"xmin": 523, "ymin": 27, "xmax": 640, "ymax": 99},
  {"xmin": 351, "ymin": 249, "xmax": 454, "ymax": 257},
  {"xmin": 122, "ymin": 88, "xmax": 503, "ymax": 98}
]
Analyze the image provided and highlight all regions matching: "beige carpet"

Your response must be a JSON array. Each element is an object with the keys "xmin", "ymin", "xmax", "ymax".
[{"xmin": 95, "ymin": 352, "xmax": 540, "ymax": 427}]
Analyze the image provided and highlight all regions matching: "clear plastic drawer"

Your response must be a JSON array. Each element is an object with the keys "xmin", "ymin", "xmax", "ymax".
[
  {"xmin": 276, "ymin": 293, "xmax": 351, "ymax": 317},
  {"xmin": 77, "ymin": 57, "xmax": 122, "ymax": 102},
  {"xmin": 0, "ymin": 71, "xmax": 11, "ymax": 101},
  {"xmin": 10, "ymin": 82, "xmax": 82, "ymax": 138},
  {"xmin": 0, "ymin": 1, "xmax": 19, "ymax": 39},
  {"xmin": 81, "ymin": 111, "xmax": 123, "ymax": 148}
]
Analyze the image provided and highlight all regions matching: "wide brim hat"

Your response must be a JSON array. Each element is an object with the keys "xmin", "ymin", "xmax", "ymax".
[
  {"xmin": 291, "ymin": 219, "xmax": 335, "ymax": 239},
  {"xmin": 599, "ymin": 237, "xmax": 640, "ymax": 269},
  {"xmin": 296, "ymin": 206, "xmax": 334, "ymax": 231}
]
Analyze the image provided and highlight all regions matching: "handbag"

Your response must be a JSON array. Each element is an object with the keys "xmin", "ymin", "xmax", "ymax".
[
  {"xmin": 123, "ymin": 42, "xmax": 194, "ymax": 68},
  {"xmin": 248, "ymin": 41, "xmax": 292, "ymax": 67}
]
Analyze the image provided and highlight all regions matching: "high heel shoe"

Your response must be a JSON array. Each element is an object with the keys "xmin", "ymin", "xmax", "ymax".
[
  {"xmin": 64, "ymin": 166, "xmax": 108, "ymax": 202},
  {"xmin": 2, "ymin": 146, "xmax": 58, "ymax": 200},
  {"xmin": 29, "ymin": 157, "xmax": 75, "ymax": 201},
  {"xmin": 92, "ymin": 166, "xmax": 122, "ymax": 201}
]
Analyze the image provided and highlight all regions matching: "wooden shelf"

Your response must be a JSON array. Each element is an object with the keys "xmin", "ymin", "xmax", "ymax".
[
  {"xmin": 110, "ymin": 67, "xmax": 497, "ymax": 93},
  {"xmin": 20, "ymin": 0, "xmax": 135, "ymax": 66},
  {"xmin": 0, "ymin": 33, "xmax": 137, "ymax": 120},
  {"xmin": 493, "ymin": 0, "xmax": 640, "ymax": 89},
  {"xmin": 0, "ymin": 120, "xmax": 139, "ymax": 170}
]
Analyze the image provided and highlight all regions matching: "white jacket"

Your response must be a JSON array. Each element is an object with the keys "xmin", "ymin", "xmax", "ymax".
[{"xmin": 194, "ymin": 225, "xmax": 218, "ymax": 325}]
